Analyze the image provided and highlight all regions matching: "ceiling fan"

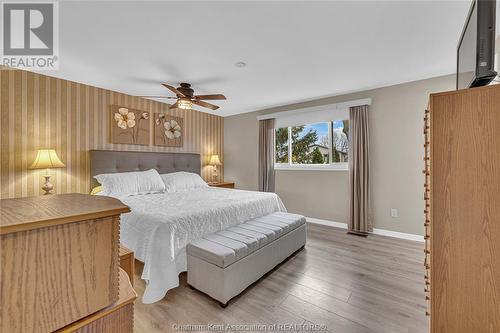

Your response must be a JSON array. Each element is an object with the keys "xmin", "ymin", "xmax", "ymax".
[{"xmin": 138, "ymin": 83, "xmax": 226, "ymax": 111}]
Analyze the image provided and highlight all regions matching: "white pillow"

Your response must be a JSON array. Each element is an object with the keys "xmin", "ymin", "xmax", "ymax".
[
  {"xmin": 160, "ymin": 172, "xmax": 208, "ymax": 193},
  {"xmin": 94, "ymin": 169, "xmax": 165, "ymax": 197}
]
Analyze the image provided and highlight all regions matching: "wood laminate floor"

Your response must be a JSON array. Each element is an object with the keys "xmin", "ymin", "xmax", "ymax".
[{"xmin": 133, "ymin": 223, "xmax": 428, "ymax": 333}]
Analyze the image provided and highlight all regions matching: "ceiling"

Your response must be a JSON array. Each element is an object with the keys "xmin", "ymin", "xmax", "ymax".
[{"xmin": 45, "ymin": 1, "xmax": 476, "ymax": 116}]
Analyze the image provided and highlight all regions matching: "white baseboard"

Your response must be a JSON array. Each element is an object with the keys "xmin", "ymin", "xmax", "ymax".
[
  {"xmin": 306, "ymin": 217, "xmax": 424, "ymax": 242},
  {"xmin": 371, "ymin": 228, "xmax": 424, "ymax": 242},
  {"xmin": 307, "ymin": 217, "xmax": 348, "ymax": 229}
]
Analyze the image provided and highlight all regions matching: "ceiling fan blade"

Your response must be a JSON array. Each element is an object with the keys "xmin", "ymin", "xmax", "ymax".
[
  {"xmin": 162, "ymin": 83, "xmax": 185, "ymax": 98},
  {"xmin": 170, "ymin": 101, "xmax": 179, "ymax": 109},
  {"xmin": 193, "ymin": 94, "xmax": 226, "ymax": 100},
  {"xmin": 136, "ymin": 96, "xmax": 177, "ymax": 99},
  {"xmin": 192, "ymin": 99, "xmax": 219, "ymax": 110}
]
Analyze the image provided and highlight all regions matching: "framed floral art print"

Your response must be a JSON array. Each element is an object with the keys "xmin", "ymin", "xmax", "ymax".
[
  {"xmin": 110, "ymin": 105, "xmax": 150, "ymax": 145},
  {"xmin": 154, "ymin": 113, "xmax": 183, "ymax": 147}
]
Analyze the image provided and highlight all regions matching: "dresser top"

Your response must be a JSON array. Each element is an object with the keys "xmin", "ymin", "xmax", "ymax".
[{"xmin": 0, "ymin": 193, "xmax": 130, "ymax": 235}]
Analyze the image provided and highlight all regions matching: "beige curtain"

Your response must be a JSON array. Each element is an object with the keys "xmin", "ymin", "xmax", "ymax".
[
  {"xmin": 258, "ymin": 118, "xmax": 276, "ymax": 192},
  {"xmin": 348, "ymin": 105, "xmax": 372, "ymax": 235}
]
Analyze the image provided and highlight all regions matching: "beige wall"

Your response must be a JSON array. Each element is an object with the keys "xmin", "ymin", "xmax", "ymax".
[
  {"xmin": 224, "ymin": 74, "xmax": 455, "ymax": 235},
  {"xmin": 0, "ymin": 69, "xmax": 224, "ymax": 199}
]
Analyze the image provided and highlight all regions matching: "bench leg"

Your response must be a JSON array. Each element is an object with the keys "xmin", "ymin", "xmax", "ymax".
[{"xmin": 189, "ymin": 284, "xmax": 228, "ymax": 308}]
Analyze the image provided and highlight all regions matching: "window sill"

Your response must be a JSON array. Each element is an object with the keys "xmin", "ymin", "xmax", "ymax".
[{"xmin": 274, "ymin": 165, "xmax": 348, "ymax": 171}]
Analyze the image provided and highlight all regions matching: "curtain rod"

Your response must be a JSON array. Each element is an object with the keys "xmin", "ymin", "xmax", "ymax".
[{"xmin": 257, "ymin": 98, "xmax": 371, "ymax": 121}]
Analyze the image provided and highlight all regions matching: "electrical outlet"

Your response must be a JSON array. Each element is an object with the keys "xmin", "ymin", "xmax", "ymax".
[{"xmin": 391, "ymin": 209, "xmax": 399, "ymax": 218}]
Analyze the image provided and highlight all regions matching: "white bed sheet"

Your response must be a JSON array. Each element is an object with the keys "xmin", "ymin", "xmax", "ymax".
[{"xmin": 116, "ymin": 187, "xmax": 286, "ymax": 303}]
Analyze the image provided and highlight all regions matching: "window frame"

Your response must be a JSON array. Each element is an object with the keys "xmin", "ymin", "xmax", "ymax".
[{"xmin": 274, "ymin": 120, "xmax": 349, "ymax": 171}]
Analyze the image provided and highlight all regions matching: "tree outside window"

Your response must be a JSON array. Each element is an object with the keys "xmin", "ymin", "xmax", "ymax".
[
  {"xmin": 275, "ymin": 127, "xmax": 289, "ymax": 163},
  {"xmin": 332, "ymin": 120, "xmax": 349, "ymax": 163}
]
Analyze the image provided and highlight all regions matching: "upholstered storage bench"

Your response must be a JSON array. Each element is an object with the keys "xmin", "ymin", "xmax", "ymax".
[{"xmin": 186, "ymin": 212, "xmax": 306, "ymax": 306}]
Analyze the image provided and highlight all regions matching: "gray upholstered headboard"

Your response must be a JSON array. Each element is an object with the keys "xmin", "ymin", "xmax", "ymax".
[{"xmin": 89, "ymin": 150, "xmax": 201, "ymax": 188}]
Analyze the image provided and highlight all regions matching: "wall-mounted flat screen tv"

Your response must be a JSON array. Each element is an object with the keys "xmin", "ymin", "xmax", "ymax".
[{"xmin": 457, "ymin": 0, "xmax": 497, "ymax": 89}]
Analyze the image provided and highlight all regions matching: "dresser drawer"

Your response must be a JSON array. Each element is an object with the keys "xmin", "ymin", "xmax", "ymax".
[
  {"xmin": 1, "ymin": 216, "xmax": 120, "ymax": 332},
  {"xmin": 0, "ymin": 194, "xmax": 129, "ymax": 333},
  {"xmin": 57, "ymin": 269, "xmax": 136, "ymax": 333}
]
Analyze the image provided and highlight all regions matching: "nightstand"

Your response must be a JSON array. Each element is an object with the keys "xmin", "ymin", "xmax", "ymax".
[
  {"xmin": 119, "ymin": 245, "xmax": 135, "ymax": 287},
  {"xmin": 208, "ymin": 181, "xmax": 235, "ymax": 189}
]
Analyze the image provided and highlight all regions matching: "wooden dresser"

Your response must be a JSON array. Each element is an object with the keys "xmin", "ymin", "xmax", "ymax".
[
  {"xmin": 0, "ymin": 194, "xmax": 134, "ymax": 333},
  {"xmin": 424, "ymin": 84, "xmax": 500, "ymax": 332}
]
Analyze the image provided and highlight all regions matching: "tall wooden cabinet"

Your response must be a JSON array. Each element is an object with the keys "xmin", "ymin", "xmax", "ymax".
[
  {"xmin": 424, "ymin": 84, "xmax": 500, "ymax": 332},
  {"xmin": 0, "ymin": 194, "xmax": 134, "ymax": 333}
]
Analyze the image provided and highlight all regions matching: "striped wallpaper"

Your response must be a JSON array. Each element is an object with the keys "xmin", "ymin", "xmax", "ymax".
[{"xmin": 0, "ymin": 68, "xmax": 224, "ymax": 199}]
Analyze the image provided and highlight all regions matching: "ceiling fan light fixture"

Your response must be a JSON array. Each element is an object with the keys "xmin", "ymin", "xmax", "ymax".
[{"xmin": 178, "ymin": 98, "xmax": 192, "ymax": 110}]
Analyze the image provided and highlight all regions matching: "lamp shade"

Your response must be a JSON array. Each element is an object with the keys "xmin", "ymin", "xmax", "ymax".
[
  {"xmin": 209, "ymin": 154, "xmax": 221, "ymax": 166},
  {"xmin": 30, "ymin": 149, "xmax": 65, "ymax": 169}
]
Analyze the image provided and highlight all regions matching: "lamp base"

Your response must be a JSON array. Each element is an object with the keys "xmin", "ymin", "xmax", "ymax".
[
  {"xmin": 42, "ymin": 175, "xmax": 54, "ymax": 195},
  {"xmin": 213, "ymin": 165, "xmax": 219, "ymax": 183}
]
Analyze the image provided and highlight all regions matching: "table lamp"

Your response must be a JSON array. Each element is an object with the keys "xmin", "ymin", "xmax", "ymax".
[
  {"xmin": 209, "ymin": 154, "xmax": 222, "ymax": 183},
  {"xmin": 30, "ymin": 149, "xmax": 65, "ymax": 195}
]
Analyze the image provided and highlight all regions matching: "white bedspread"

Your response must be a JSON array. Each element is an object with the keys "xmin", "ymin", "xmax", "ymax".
[{"xmin": 116, "ymin": 187, "xmax": 286, "ymax": 303}]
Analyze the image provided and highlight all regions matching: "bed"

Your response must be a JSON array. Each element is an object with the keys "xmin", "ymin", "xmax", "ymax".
[{"xmin": 89, "ymin": 150, "xmax": 285, "ymax": 304}]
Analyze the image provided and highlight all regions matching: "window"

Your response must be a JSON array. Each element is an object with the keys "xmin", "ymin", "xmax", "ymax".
[{"xmin": 275, "ymin": 120, "xmax": 349, "ymax": 170}]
